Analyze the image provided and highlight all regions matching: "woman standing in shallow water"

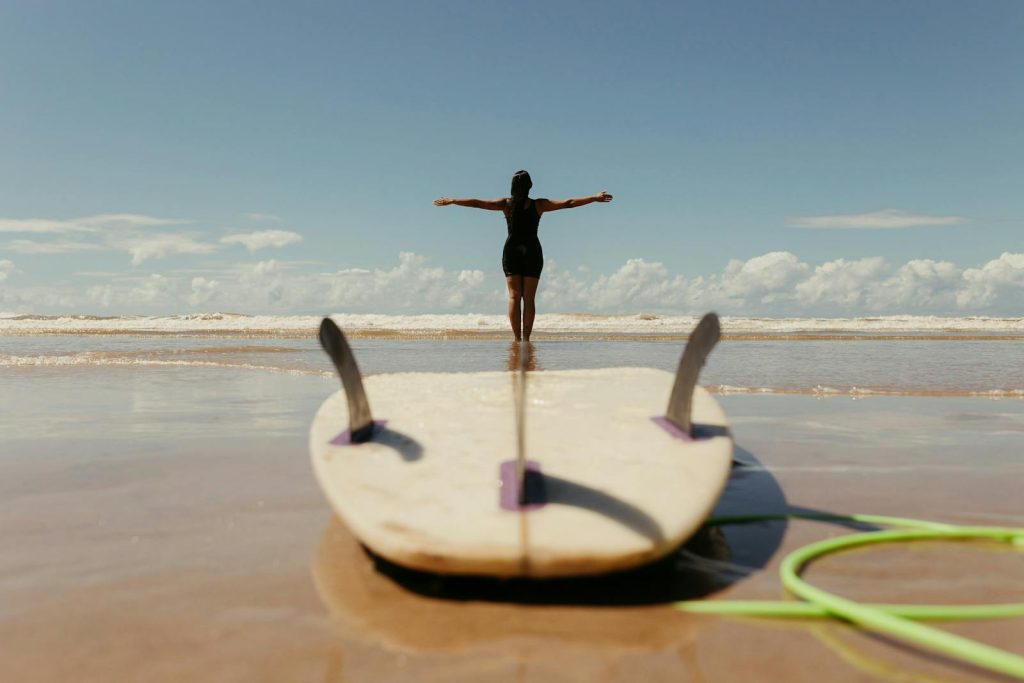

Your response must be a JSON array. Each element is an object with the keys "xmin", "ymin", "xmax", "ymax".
[{"xmin": 434, "ymin": 170, "xmax": 613, "ymax": 341}]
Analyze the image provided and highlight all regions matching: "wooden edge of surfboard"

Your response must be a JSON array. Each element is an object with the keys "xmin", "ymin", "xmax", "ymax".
[{"xmin": 309, "ymin": 368, "xmax": 733, "ymax": 579}]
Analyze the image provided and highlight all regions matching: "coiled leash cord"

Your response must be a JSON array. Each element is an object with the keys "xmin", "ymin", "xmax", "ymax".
[{"xmin": 675, "ymin": 513, "xmax": 1024, "ymax": 679}]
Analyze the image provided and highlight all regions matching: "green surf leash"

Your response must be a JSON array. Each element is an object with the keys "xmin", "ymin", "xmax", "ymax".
[{"xmin": 674, "ymin": 513, "xmax": 1024, "ymax": 679}]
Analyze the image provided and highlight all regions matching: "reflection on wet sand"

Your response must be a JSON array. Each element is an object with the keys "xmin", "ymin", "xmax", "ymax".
[
  {"xmin": 312, "ymin": 516, "xmax": 712, "ymax": 682},
  {"xmin": 309, "ymin": 447, "xmax": 791, "ymax": 682},
  {"xmin": 507, "ymin": 340, "xmax": 540, "ymax": 372}
]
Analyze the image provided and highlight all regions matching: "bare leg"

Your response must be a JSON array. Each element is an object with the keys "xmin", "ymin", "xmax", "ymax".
[
  {"xmin": 505, "ymin": 275, "xmax": 523, "ymax": 342},
  {"xmin": 522, "ymin": 276, "xmax": 540, "ymax": 341}
]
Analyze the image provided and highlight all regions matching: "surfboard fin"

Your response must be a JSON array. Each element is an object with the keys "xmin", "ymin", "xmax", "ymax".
[
  {"xmin": 665, "ymin": 313, "xmax": 721, "ymax": 436},
  {"xmin": 318, "ymin": 317, "xmax": 375, "ymax": 443}
]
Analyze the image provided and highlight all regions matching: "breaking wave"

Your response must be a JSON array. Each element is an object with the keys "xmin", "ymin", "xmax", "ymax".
[
  {"xmin": 2, "ymin": 313, "xmax": 1023, "ymax": 338},
  {"xmin": 710, "ymin": 385, "xmax": 1024, "ymax": 399},
  {"xmin": 0, "ymin": 351, "xmax": 329, "ymax": 376}
]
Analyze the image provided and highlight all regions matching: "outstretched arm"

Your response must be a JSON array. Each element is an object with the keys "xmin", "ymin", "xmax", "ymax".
[
  {"xmin": 433, "ymin": 197, "xmax": 508, "ymax": 211},
  {"xmin": 536, "ymin": 191, "xmax": 613, "ymax": 214}
]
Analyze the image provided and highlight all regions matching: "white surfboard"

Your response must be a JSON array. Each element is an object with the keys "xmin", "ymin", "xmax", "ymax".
[{"xmin": 309, "ymin": 314, "xmax": 732, "ymax": 578}]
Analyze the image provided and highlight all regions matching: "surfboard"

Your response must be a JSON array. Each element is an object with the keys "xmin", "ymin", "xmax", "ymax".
[{"xmin": 309, "ymin": 314, "xmax": 732, "ymax": 578}]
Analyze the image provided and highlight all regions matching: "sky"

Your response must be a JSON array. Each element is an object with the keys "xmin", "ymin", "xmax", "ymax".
[{"xmin": 1, "ymin": 0, "xmax": 1022, "ymax": 316}]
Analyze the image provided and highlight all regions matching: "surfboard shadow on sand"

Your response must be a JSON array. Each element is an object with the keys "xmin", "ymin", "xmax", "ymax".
[{"xmin": 319, "ymin": 444, "xmax": 870, "ymax": 606}]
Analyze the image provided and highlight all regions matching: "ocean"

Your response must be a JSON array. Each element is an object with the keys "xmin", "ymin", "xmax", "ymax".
[{"xmin": 3, "ymin": 313, "xmax": 1022, "ymax": 398}]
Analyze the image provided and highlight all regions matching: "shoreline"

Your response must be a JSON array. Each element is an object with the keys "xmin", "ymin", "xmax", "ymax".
[{"xmin": 3, "ymin": 328, "xmax": 1024, "ymax": 342}]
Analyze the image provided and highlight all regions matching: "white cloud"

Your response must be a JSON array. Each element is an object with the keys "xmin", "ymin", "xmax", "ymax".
[
  {"xmin": 322, "ymin": 252, "xmax": 475, "ymax": 311},
  {"xmin": 131, "ymin": 274, "xmax": 178, "ymax": 303},
  {"xmin": 0, "ymin": 213, "xmax": 189, "ymax": 234},
  {"xmin": 113, "ymin": 234, "xmax": 217, "ymax": 265},
  {"xmin": 0, "ymin": 259, "xmax": 13, "ymax": 282},
  {"xmin": 87, "ymin": 285, "xmax": 111, "ymax": 307},
  {"xmin": 457, "ymin": 269, "xmax": 485, "ymax": 286},
  {"xmin": 538, "ymin": 252, "xmax": 810, "ymax": 312},
  {"xmin": 448, "ymin": 270, "xmax": 486, "ymax": 306},
  {"xmin": 538, "ymin": 258, "xmax": 688, "ymax": 311},
  {"xmin": 716, "ymin": 251, "xmax": 810, "ymax": 304},
  {"xmin": 794, "ymin": 257, "xmax": 890, "ymax": 307},
  {"xmin": 956, "ymin": 252, "xmax": 1024, "ymax": 309},
  {"xmin": 4, "ymin": 251, "xmax": 1023, "ymax": 316},
  {"xmin": 0, "ymin": 213, "xmax": 208, "ymax": 265},
  {"xmin": 245, "ymin": 213, "xmax": 283, "ymax": 223},
  {"xmin": 246, "ymin": 260, "xmax": 286, "ymax": 303},
  {"xmin": 788, "ymin": 209, "xmax": 967, "ymax": 229},
  {"xmin": 4, "ymin": 239, "xmax": 105, "ymax": 254},
  {"xmin": 220, "ymin": 230, "xmax": 303, "ymax": 251},
  {"xmin": 88, "ymin": 274, "xmax": 180, "ymax": 308},
  {"xmin": 75, "ymin": 214, "xmax": 190, "ymax": 228},
  {"xmin": 870, "ymin": 259, "xmax": 962, "ymax": 310},
  {"xmin": 596, "ymin": 259, "xmax": 687, "ymax": 309},
  {"xmin": 189, "ymin": 277, "xmax": 220, "ymax": 306},
  {"xmin": 0, "ymin": 218, "xmax": 97, "ymax": 234},
  {"xmin": 1, "ymin": 283, "xmax": 76, "ymax": 310},
  {"xmin": 253, "ymin": 259, "xmax": 280, "ymax": 277}
]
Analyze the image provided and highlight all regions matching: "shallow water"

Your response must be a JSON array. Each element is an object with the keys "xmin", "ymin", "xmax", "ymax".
[{"xmin": 2, "ymin": 333, "xmax": 1021, "ymax": 398}]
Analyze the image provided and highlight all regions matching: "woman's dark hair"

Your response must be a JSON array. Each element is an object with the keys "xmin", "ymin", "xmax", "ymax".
[{"xmin": 508, "ymin": 170, "xmax": 533, "ymax": 225}]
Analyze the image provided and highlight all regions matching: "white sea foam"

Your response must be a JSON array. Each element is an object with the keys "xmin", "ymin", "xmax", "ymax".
[
  {"xmin": 710, "ymin": 384, "xmax": 1024, "ymax": 399},
  {"xmin": 0, "ymin": 352, "xmax": 329, "ymax": 376},
  {"xmin": 2, "ymin": 349, "xmax": 1020, "ymax": 398},
  {"xmin": 1, "ymin": 313, "xmax": 1022, "ymax": 336}
]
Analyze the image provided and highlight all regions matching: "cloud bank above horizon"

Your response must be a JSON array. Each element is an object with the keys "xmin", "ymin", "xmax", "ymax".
[
  {"xmin": 2, "ymin": 249, "xmax": 1021, "ymax": 317},
  {"xmin": 2, "ymin": 209, "xmax": 1020, "ymax": 316}
]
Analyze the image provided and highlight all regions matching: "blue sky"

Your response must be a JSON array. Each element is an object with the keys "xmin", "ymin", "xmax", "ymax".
[{"xmin": 1, "ymin": 1, "xmax": 1022, "ymax": 315}]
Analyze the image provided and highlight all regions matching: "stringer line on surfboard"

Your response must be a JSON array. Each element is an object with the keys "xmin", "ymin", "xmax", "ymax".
[
  {"xmin": 504, "ymin": 342, "xmax": 547, "ymax": 509},
  {"xmin": 319, "ymin": 317, "xmax": 377, "ymax": 443},
  {"xmin": 515, "ymin": 340, "xmax": 527, "ymax": 505},
  {"xmin": 508, "ymin": 340, "xmax": 547, "ymax": 573},
  {"xmin": 513, "ymin": 340, "xmax": 530, "ymax": 574}
]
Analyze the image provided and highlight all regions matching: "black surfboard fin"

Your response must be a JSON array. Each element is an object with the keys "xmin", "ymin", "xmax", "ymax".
[
  {"xmin": 318, "ymin": 317, "xmax": 375, "ymax": 443},
  {"xmin": 665, "ymin": 313, "xmax": 721, "ymax": 436}
]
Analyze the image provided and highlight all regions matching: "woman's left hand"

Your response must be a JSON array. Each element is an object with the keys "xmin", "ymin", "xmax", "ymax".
[{"xmin": 433, "ymin": 197, "xmax": 454, "ymax": 206}]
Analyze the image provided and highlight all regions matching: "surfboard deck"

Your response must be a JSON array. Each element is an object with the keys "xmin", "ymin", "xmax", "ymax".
[{"xmin": 309, "ymin": 366, "xmax": 732, "ymax": 578}]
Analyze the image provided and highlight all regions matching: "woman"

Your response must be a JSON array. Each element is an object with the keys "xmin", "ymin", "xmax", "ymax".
[{"xmin": 434, "ymin": 170, "xmax": 613, "ymax": 341}]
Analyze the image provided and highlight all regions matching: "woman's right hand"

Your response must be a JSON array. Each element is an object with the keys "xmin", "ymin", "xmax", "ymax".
[
  {"xmin": 594, "ymin": 191, "xmax": 613, "ymax": 203},
  {"xmin": 433, "ymin": 197, "xmax": 454, "ymax": 206}
]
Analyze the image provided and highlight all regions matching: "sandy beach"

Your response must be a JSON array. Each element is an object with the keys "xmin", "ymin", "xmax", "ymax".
[{"xmin": 2, "ymin": 344, "xmax": 1022, "ymax": 681}]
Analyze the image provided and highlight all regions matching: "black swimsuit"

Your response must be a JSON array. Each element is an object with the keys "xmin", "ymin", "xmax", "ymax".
[{"xmin": 502, "ymin": 198, "xmax": 543, "ymax": 278}]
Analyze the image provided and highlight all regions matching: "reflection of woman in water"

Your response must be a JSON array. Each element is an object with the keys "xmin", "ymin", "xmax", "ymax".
[
  {"xmin": 434, "ymin": 170, "xmax": 613, "ymax": 341},
  {"xmin": 506, "ymin": 339, "xmax": 539, "ymax": 372}
]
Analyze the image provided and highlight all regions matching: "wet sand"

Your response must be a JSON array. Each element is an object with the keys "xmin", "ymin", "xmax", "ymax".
[{"xmin": 2, "ymin": 379, "xmax": 1023, "ymax": 682}]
